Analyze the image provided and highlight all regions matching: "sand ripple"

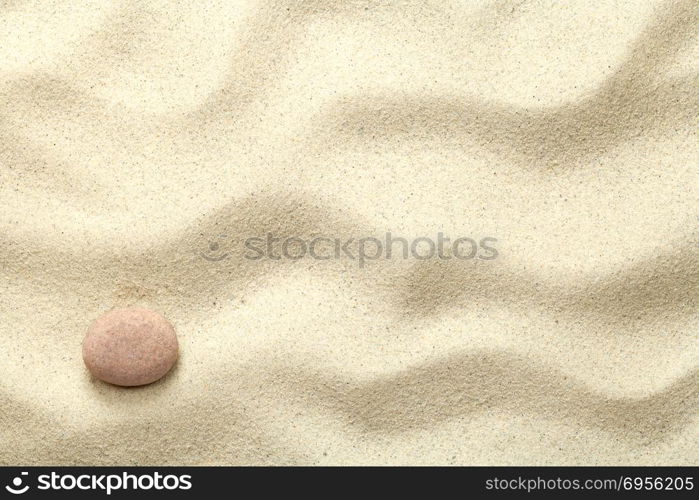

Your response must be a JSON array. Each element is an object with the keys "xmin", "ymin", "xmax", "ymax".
[{"xmin": 0, "ymin": 0, "xmax": 697, "ymax": 464}]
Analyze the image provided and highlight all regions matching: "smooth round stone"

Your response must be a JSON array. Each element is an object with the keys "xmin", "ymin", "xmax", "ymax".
[{"xmin": 83, "ymin": 308, "xmax": 178, "ymax": 387}]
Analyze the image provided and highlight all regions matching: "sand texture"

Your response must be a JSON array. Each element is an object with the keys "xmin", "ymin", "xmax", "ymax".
[{"xmin": 0, "ymin": 0, "xmax": 697, "ymax": 465}]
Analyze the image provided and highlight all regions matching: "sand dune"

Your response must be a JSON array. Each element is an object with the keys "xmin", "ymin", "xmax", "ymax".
[
  {"xmin": 321, "ymin": 0, "xmax": 699, "ymax": 166},
  {"xmin": 0, "ymin": 0, "xmax": 697, "ymax": 465},
  {"xmin": 266, "ymin": 350, "xmax": 699, "ymax": 440}
]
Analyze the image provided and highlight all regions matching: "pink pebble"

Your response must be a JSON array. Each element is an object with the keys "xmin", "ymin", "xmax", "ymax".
[{"xmin": 83, "ymin": 308, "xmax": 178, "ymax": 387}]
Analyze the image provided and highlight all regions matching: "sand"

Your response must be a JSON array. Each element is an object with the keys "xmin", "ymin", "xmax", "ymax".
[{"xmin": 0, "ymin": 0, "xmax": 697, "ymax": 465}]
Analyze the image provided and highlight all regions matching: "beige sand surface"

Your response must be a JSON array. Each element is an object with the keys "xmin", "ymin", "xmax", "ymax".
[{"xmin": 0, "ymin": 0, "xmax": 697, "ymax": 465}]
